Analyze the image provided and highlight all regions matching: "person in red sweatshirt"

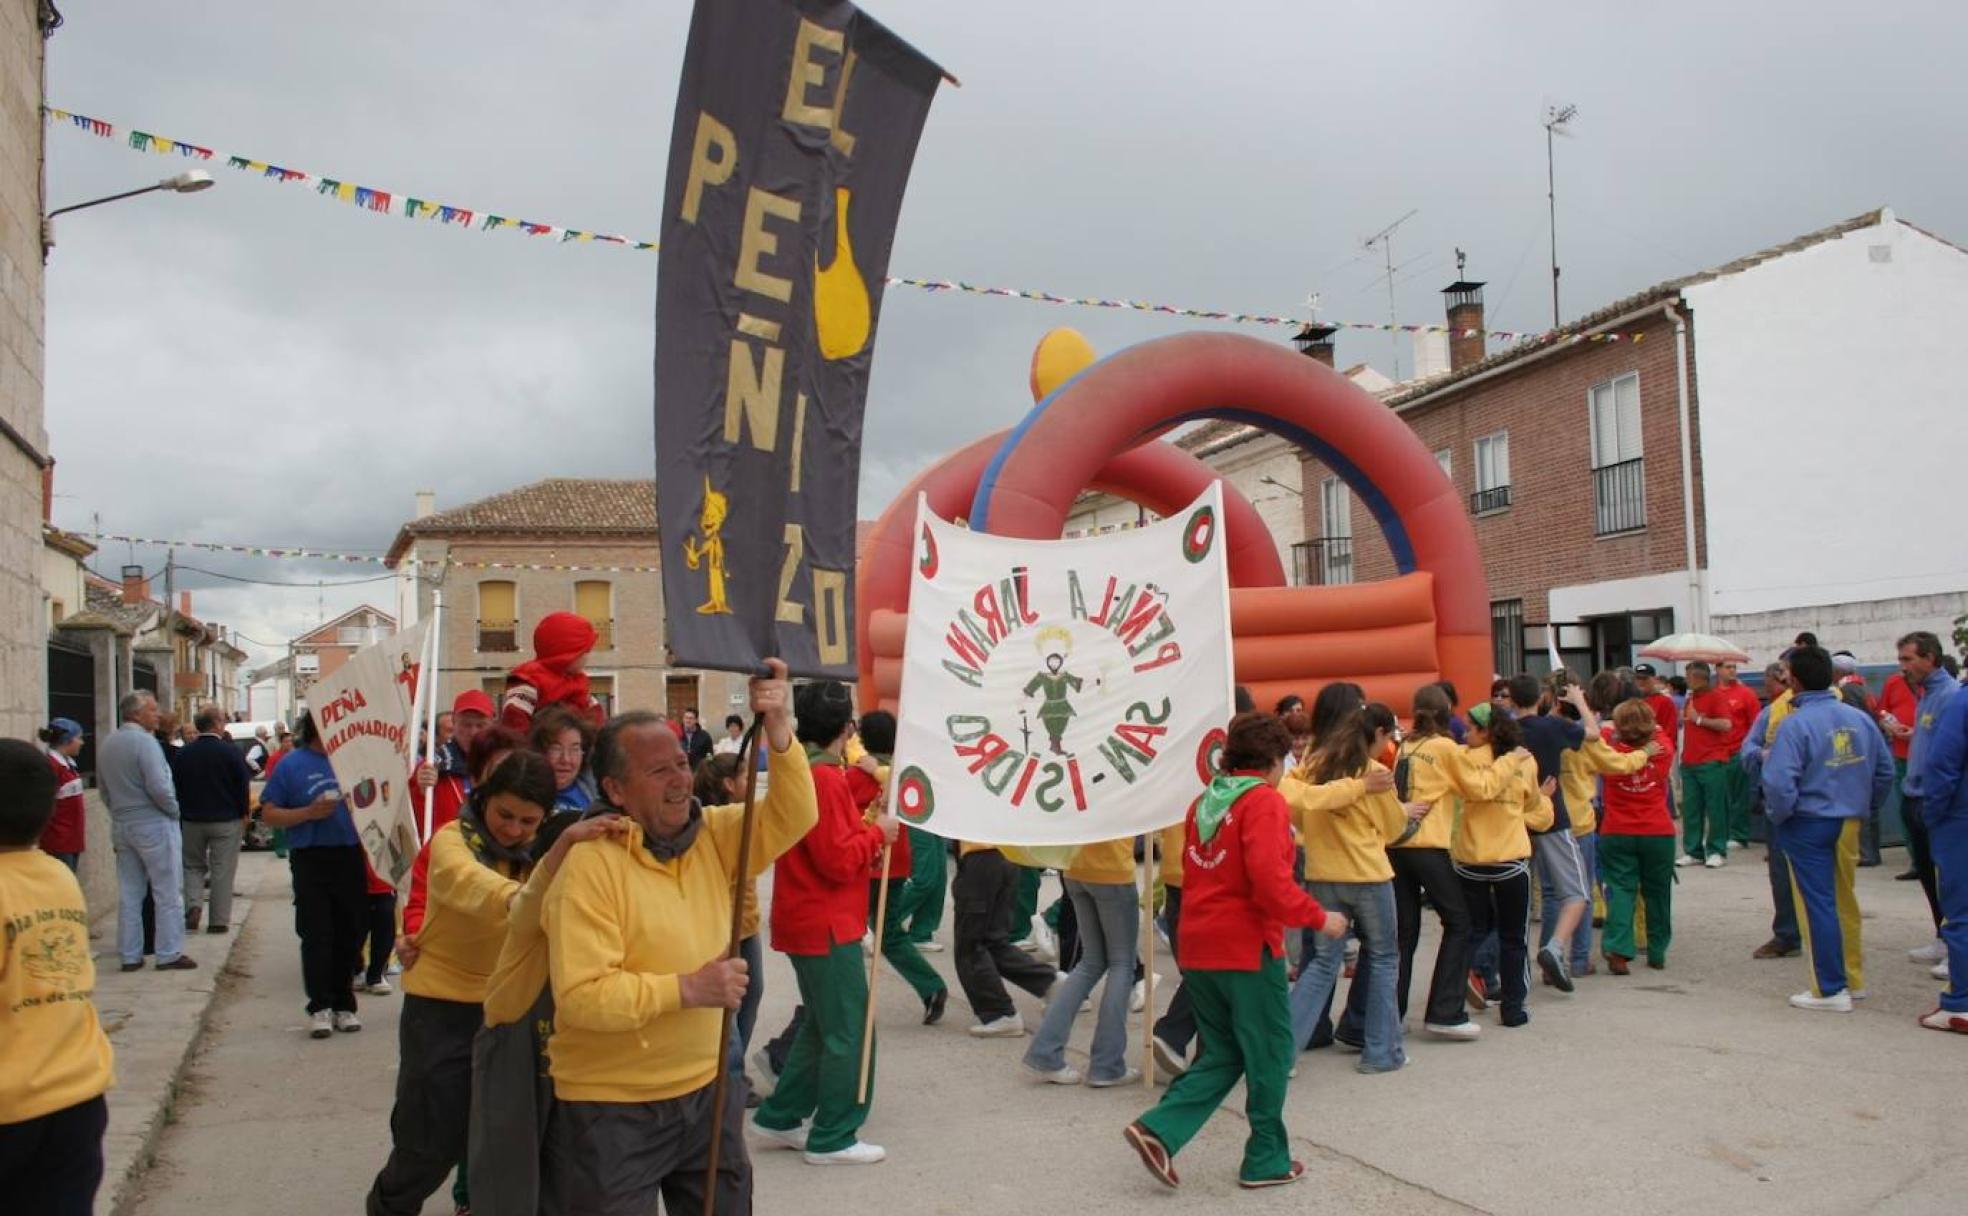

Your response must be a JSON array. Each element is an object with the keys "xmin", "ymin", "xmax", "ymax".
[
  {"xmin": 1680, "ymin": 661, "xmax": 1745, "ymax": 867},
  {"xmin": 501, "ymin": 612, "xmax": 603, "ymax": 733},
  {"xmin": 1599, "ymin": 700, "xmax": 1678, "ymax": 973},
  {"xmin": 749, "ymin": 681, "xmax": 899, "ymax": 1167},
  {"xmin": 1124, "ymin": 713, "xmax": 1348, "ymax": 1192},
  {"xmin": 36, "ymin": 719, "xmax": 88, "ymax": 870}
]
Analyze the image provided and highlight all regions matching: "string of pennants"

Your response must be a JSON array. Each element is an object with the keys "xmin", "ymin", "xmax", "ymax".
[
  {"xmin": 94, "ymin": 533, "xmax": 661, "ymax": 575},
  {"xmin": 45, "ymin": 105, "xmax": 1647, "ymax": 346}
]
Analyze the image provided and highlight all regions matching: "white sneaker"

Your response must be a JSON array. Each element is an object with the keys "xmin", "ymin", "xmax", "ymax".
[
  {"xmin": 1933, "ymin": 960, "xmax": 1950, "ymax": 981},
  {"xmin": 1029, "ymin": 918, "xmax": 1059, "ymax": 962},
  {"xmin": 918, "ymin": 941, "xmax": 946, "ymax": 953},
  {"xmin": 1918, "ymin": 1007, "xmax": 1968, "ymax": 1034},
  {"xmin": 1424, "ymin": 1020, "xmax": 1481, "ymax": 1040},
  {"xmin": 1910, "ymin": 939, "xmax": 1947, "ymax": 964},
  {"xmin": 363, "ymin": 979, "xmax": 393, "ymax": 996},
  {"xmin": 805, "ymin": 1141, "xmax": 885, "ymax": 1166},
  {"xmin": 1850, "ymin": 989, "xmax": 1869, "ymax": 1000},
  {"xmin": 1023, "ymin": 1061, "xmax": 1082, "ymax": 1085},
  {"xmin": 1704, "ymin": 854, "xmax": 1726, "ymax": 869},
  {"xmin": 333, "ymin": 1010, "xmax": 362, "ymax": 1033},
  {"xmin": 1675, "ymin": 854, "xmax": 1703, "ymax": 868},
  {"xmin": 1088, "ymin": 1068, "xmax": 1142, "ymax": 1089},
  {"xmin": 1129, "ymin": 979, "xmax": 1146, "ymax": 1013},
  {"xmin": 1789, "ymin": 990, "xmax": 1853, "ymax": 1012},
  {"xmin": 968, "ymin": 1014, "xmax": 1026, "ymax": 1038},
  {"xmin": 749, "ymin": 1048, "xmax": 779, "ymax": 1097},
  {"xmin": 1151, "ymin": 1035, "xmax": 1190, "ymax": 1077},
  {"xmin": 1728, "ymin": 840, "xmax": 1745, "ymax": 851},
  {"xmin": 750, "ymin": 1115, "xmax": 807, "ymax": 1151},
  {"xmin": 310, "ymin": 1010, "xmax": 333, "ymax": 1039}
]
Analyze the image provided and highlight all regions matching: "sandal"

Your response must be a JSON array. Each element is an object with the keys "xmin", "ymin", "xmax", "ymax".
[
  {"xmin": 1239, "ymin": 1161, "xmax": 1307, "ymax": 1189},
  {"xmin": 1123, "ymin": 1122, "xmax": 1179, "ymax": 1189}
]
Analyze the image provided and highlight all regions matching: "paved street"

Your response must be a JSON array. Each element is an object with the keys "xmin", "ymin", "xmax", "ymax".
[{"xmin": 126, "ymin": 848, "xmax": 1962, "ymax": 1216}]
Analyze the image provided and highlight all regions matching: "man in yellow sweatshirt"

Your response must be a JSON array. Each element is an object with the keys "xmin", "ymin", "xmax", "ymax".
[
  {"xmin": 540, "ymin": 659, "xmax": 818, "ymax": 1215},
  {"xmin": 0, "ymin": 738, "xmax": 116, "ymax": 1214}
]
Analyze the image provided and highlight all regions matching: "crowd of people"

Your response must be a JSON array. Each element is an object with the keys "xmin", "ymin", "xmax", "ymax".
[{"xmin": 4, "ymin": 610, "xmax": 1966, "ymax": 1211}]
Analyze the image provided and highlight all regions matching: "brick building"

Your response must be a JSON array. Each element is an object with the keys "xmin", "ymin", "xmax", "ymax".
[
  {"xmin": 0, "ymin": 1, "xmax": 55, "ymax": 738},
  {"xmin": 1301, "ymin": 208, "xmax": 1968, "ymax": 675},
  {"xmin": 384, "ymin": 479, "xmax": 748, "ymax": 726}
]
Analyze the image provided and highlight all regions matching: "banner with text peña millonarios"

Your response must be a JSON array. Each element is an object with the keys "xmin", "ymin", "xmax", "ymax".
[
  {"xmin": 655, "ymin": 0, "xmax": 944, "ymax": 677},
  {"xmin": 308, "ymin": 621, "xmax": 430, "ymax": 888}
]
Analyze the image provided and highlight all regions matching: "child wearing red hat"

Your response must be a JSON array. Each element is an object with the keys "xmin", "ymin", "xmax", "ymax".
[{"xmin": 502, "ymin": 613, "xmax": 603, "ymax": 733}]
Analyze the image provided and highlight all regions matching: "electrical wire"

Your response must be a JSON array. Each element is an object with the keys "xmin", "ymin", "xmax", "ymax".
[{"xmin": 173, "ymin": 563, "xmax": 400, "ymax": 589}]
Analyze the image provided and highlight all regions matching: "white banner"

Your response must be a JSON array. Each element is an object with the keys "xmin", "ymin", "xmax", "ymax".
[
  {"xmin": 890, "ymin": 485, "xmax": 1233, "ymax": 846},
  {"xmin": 308, "ymin": 621, "xmax": 430, "ymax": 887}
]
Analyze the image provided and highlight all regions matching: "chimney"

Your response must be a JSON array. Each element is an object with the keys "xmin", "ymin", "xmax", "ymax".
[
  {"xmin": 1443, "ymin": 278, "xmax": 1486, "ymax": 372},
  {"xmin": 180, "ymin": 591, "xmax": 193, "ymax": 616},
  {"xmin": 1290, "ymin": 322, "xmax": 1338, "ymax": 368},
  {"xmin": 42, "ymin": 460, "xmax": 54, "ymax": 523},
  {"xmin": 415, "ymin": 490, "xmax": 436, "ymax": 519},
  {"xmin": 121, "ymin": 564, "xmax": 148, "ymax": 605}
]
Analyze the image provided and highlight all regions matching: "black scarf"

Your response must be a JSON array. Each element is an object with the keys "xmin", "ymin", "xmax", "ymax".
[
  {"xmin": 641, "ymin": 800, "xmax": 705, "ymax": 862},
  {"xmin": 457, "ymin": 804, "xmax": 536, "ymax": 873}
]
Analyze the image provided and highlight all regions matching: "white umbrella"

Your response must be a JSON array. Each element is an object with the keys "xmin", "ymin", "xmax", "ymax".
[{"xmin": 1637, "ymin": 632, "xmax": 1751, "ymax": 664}]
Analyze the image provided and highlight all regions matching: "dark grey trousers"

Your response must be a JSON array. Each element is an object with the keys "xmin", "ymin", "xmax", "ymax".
[
  {"xmin": 468, "ymin": 989, "xmax": 555, "ymax": 1216},
  {"xmin": 366, "ymin": 994, "xmax": 481, "ymax": 1216},
  {"xmin": 545, "ymin": 1076, "xmax": 752, "ymax": 1216}
]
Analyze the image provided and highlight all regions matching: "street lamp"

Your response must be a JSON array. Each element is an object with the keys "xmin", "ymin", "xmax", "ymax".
[{"xmin": 43, "ymin": 170, "xmax": 216, "ymax": 256}]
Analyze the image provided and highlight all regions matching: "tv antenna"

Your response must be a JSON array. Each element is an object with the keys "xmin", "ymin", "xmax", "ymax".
[
  {"xmin": 1362, "ymin": 208, "xmax": 1419, "ymax": 379},
  {"xmin": 1543, "ymin": 102, "xmax": 1579, "ymax": 327}
]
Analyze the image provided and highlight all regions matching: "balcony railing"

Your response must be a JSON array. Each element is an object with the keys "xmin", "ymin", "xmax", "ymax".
[
  {"xmin": 1291, "ymin": 537, "xmax": 1354, "ymax": 586},
  {"xmin": 1470, "ymin": 484, "xmax": 1513, "ymax": 515},
  {"xmin": 1593, "ymin": 458, "xmax": 1646, "ymax": 535},
  {"xmin": 477, "ymin": 619, "xmax": 518, "ymax": 653}
]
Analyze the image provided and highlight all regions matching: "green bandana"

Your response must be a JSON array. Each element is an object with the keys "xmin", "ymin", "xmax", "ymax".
[{"xmin": 1196, "ymin": 775, "xmax": 1263, "ymax": 846}]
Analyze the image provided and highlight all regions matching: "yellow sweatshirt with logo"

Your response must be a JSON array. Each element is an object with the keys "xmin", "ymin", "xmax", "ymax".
[
  {"xmin": 0, "ymin": 850, "xmax": 114, "ymax": 1123},
  {"xmin": 1066, "ymin": 837, "xmax": 1136, "ymax": 885},
  {"xmin": 543, "ymin": 743, "xmax": 818, "ymax": 1103},
  {"xmin": 1563, "ymin": 736, "xmax": 1653, "ymax": 836},
  {"xmin": 1158, "ymin": 822, "xmax": 1185, "ymax": 888},
  {"xmin": 402, "ymin": 822, "xmax": 527, "ymax": 1005},
  {"xmin": 1392, "ymin": 734, "xmax": 1517, "ymax": 851},
  {"xmin": 1286, "ymin": 760, "xmax": 1407, "ymax": 883},
  {"xmin": 1451, "ymin": 747, "xmax": 1553, "ymax": 865}
]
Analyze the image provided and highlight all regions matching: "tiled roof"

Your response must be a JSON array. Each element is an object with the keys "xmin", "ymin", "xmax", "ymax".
[
  {"xmin": 387, "ymin": 478, "xmax": 657, "ymax": 564},
  {"xmin": 80, "ymin": 580, "xmax": 157, "ymax": 634},
  {"xmin": 1385, "ymin": 208, "xmax": 1892, "ymax": 410}
]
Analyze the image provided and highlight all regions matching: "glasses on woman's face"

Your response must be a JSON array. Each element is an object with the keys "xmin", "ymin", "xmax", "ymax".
[{"xmin": 547, "ymin": 743, "xmax": 584, "ymax": 761}]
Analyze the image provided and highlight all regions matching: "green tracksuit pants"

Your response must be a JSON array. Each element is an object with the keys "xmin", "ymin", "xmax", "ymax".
[
  {"xmin": 870, "ymin": 878, "xmax": 946, "ymax": 1003},
  {"xmin": 1681, "ymin": 761, "xmax": 1735, "ymax": 860},
  {"xmin": 1599, "ymin": 833, "xmax": 1676, "ymax": 965},
  {"xmin": 1134, "ymin": 955, "xmax": 1295, "ymax": 1183},
  {"xmin": 754, "ymin": 943, "xmax": 873, "ymax": 1154},
  {"xmin": 896, "ymin": 826, "xmax": 947, "ymax": 943}
]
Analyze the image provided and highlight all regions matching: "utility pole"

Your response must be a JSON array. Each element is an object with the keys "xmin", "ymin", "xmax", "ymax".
[
  {"xmin": 1361, "ymin": 209, "xmax": 1419, "ymax": 379},
  {"xmin": 163, "ymin": 549, "xmax": 177, "ymax": 718},
  {"xmin": 1544, "ymin": 103, "xmax": 1578, "ymax": 328}
]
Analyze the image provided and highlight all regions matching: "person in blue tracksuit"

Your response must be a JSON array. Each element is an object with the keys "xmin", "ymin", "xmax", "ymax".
[
  {"xmin": 1760, "ymin": 647, "xmax": 1894, "ymax": 1013},
  {"xmin": 1899, "ymin": 633, "xmax": 1962, "ymax": 964},
  {"xmin": 1915, "ymin": 685, "xmax": 1968, "ymax": 1034}
]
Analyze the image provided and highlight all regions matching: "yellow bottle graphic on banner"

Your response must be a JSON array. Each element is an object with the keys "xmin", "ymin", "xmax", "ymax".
[
  {"xmin": 814, "ymin": 187, "xmax": 871, "ymax": 361},
  {"xmin": 683, "ymin": 476, "xmax": 733, "ymax": 615}
]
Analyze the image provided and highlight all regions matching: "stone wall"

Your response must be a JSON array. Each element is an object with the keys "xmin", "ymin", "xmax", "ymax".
[
  {"xmin": 1715, "ymin": 592, "xmax": 1968, "ymax": 668},
  {"xmin": 0, "ymin": 0, "xmax": 48, "ymax": 739}
]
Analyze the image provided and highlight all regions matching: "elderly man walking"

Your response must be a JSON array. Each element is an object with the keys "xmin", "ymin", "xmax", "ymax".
[
  {"xmin": 97, "ymin": 691, "xmax": 197, "ymax": 972},
  {"xmin": 541, "ymin": 660, "xmax": 819, "ymax": 1215},
  {"xmin": 174, "ymin": 705, "xmax": 254, "ymax": 934}
]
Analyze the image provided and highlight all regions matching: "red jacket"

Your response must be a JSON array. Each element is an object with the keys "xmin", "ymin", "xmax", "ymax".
[
  {"xmin": 1877, "ymin": 673, "xmax": 1919, "ymax": 761},
  {"xmin": 1599, "ymin": 728, "xmax": 1676, "ymax": 836},
  {"xmin": 1721, "ymin": 683, "xmax": 1762, "ymax": 752},
  {"xmin": 1175, "ymin": 776, "xmax": 1328, "ymax": 972},
  {"xmin": 1645, "ymin": 693, "xmax": 1679, "ymax": 745},
  {"xmin": 846, "ymin": 765, "xmax": 909, "ymax": 878},
  {"xmin": 770, "ymin": 756, "xmax": 882, "ymax": 956},
  {"xmin": 39, "ymin": 751, "xmax": 86, "ymax": 855},
  {"xmin": 1681, "ymin": 688, "xmax": 1738, "ymax": 766}
]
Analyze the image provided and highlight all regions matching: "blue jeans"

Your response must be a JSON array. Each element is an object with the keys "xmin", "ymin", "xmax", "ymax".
[
  {"xmin": 1290, "ymin": 880, "xmax": 1403, "ymax": 1072},
  {"xmin": 1540, "ymin": 831, "xmax": 1598, "ymax": 973},
  {"xmin": 730, "ymin": 933, "xmax": 765, "ymax": 1075},
  {"xmin": 1767, "ymin": 839, "xmax": 1801, "ymax": 950},
  {"xmin": 114, "ymin": 816, "xmax": 185, "ymax": 964},
  {"xmin": 1024, "ymin": 879, "xmax": 1137, "ymax": 1082}
]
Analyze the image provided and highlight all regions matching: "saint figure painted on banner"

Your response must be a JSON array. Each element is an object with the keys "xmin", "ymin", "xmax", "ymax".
[
  {"xmin": 1023, "ymin": 627, "xmax": 1084, "ymax": 755},
  {"xmin": 683, "ymin": 476, "xmax": 732, "ymax": 615}
]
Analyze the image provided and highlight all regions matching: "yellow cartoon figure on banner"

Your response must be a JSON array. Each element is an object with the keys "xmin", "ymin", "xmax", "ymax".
[{"xmin": 684, "ymin": 476, "xmax": 733, "ymax": 615}]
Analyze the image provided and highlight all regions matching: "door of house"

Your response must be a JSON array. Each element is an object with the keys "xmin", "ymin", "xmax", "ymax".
[
  {"xmin": 666, "ymin": 675, "xmax": 700, "ymax": 722},
  {"xmin": 47, "ymin": 641, "xmax": 98, "ymax": 778}
]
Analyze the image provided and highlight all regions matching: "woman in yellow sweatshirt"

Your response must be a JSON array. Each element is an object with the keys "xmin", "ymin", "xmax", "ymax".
[
  {"xmin": 367, "ymin": 750, "xmax": 559, "ymax": 1216},
  {"xmin": 1451, "ymin": 703, "xmax": 1556, "ymax": 1028},
  {"xmin": 1282, "ymin": 703, "xmax": 1424, "ymax": 1073}
]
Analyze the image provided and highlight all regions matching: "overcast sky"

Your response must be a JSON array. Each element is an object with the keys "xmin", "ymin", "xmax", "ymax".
[{"xmin": 43, "ymin": 0, "xmax": 1968, "ymax": 673}]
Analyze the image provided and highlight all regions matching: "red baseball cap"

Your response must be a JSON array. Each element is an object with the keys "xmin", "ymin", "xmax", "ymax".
[{"xmin": 452, "ymin": 689, "xmax": 496, "ymax": 719}]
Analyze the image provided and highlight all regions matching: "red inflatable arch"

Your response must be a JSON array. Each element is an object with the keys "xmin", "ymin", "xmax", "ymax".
[
  {"xmin": 855, "ymin": 434, "xmax": 1288, "ymax": 710},
  {"xmin": 966, "ymin": 331, "xmax": 1491, "ymax": 712}
]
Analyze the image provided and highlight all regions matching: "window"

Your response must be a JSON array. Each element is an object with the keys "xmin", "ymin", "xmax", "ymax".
[
  {"xmin": 477, "ymin": 580, "xmax": 518, "ymax": 652},
  {"xmin": 1472, "ymin": 431, "xmax": 1511, "ymax": 514},
  {"xmin": 1435, "ymin": 449, "xmax": 1453, "ymax": 480},
  {"xmin": 1589, "ymin": 372, "xmax": 1645, "ymax": 534},
  {"xmin": 588, "ymin": 674, "xmax": 616, "ymax": 717},
  {"xmin": 1318, "ymin": 477, "xmax": 1353, "ymax": 585},
  {"xmin": 575, "ymin": 580, "xmax": 614, "ymax": 651},
  {"xmin": 1491, "ymin": 599, "xmax": 1525, "ymax": 676}
]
